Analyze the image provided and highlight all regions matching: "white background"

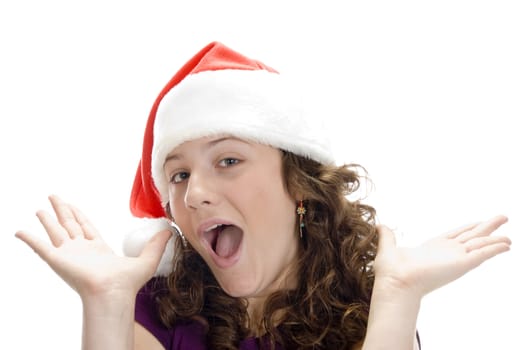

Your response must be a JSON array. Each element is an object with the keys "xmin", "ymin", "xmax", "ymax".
[{"xmin": 1, "ymin": 1, "xmax": 524, "ymax": 349}]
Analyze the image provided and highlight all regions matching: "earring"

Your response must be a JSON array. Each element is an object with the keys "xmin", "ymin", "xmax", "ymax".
[
  {"xmin": 170, "ymin": 221, "xmax": 188, "ymax": 248},
  {"xmin": 296, "ymin": 200, "xmax": 307, "ymax": 238}
]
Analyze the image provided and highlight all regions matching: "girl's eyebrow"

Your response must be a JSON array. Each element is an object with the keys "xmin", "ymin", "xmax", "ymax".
[
  {"xmin": 165, "ymin": 153, "xmax": 182, "ymax": 163},
  {"xmin": 208, "ymin": 136, "xmax": 250, "ymax": 147},
  {"xmin": 164, "ymin": 137, "xmax": 250, "ymax": 163}
]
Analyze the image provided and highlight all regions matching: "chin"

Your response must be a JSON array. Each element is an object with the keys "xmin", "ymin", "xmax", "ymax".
[{"xmin": 216, "ymin": 275, "xmax": 260, "ymax": 298}]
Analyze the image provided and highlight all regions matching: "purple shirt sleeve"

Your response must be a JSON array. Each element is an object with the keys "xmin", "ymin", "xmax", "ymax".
[{"xmin": 135, "ymin": 278, "xmax": 209, "ymax": 349}]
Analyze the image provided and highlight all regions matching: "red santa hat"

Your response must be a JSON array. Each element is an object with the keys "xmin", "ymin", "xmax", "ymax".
[{"xmin": 123, "ymin": 41, "xmax": 334, "ymax": 276}]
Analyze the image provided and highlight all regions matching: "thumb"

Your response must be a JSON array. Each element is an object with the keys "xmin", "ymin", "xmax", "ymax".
[
  {"xmin": 138, "ymin": 229, "xmax": 172, "ymax": 267},
  {"xmin": 376, "ymin": 224, "xmax": 397, "ymax": 253}
]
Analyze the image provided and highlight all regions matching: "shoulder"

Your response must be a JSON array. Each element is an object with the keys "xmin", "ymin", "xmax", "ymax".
[{"xmin": 135, "ymin": 278, "xmax": 208, "ymax": 350}]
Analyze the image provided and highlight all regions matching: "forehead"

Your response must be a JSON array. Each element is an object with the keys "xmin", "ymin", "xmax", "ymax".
[{"xmin": 165, "ymin": 135, "xmax": 253, "ymax": 160}]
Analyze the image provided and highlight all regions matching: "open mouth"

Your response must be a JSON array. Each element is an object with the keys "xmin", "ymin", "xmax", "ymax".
[{"xmin": 203, "ymin": 224, "xmax": 243, "ymax": 259}]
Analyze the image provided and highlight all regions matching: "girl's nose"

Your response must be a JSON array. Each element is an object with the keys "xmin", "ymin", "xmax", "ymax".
[{"xmin": 183, "ymin": 172, "xmax": 217, "ymax": 209}]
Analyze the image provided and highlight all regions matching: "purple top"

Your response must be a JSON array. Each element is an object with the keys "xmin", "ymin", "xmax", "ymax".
[{"xmin": 135, "ymin": 278, "xmax": 280, "ymax": 350}]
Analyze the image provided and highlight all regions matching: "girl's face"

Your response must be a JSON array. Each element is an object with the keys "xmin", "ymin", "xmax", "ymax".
[{"xmin": 164, "ymin": 136, "xmax": 299, "ymax": 300}]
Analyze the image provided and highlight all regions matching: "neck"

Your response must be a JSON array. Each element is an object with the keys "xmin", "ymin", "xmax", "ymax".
[
  {"xmin": 246, "ymin": 297, "xmax": 266, "ymax": 336},
  {"xmin": 245, "ymin": 263, "xmax": 299, "ymax": 336}
]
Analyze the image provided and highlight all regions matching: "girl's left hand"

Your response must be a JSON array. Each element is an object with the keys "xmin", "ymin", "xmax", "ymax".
[{"xmin": 372, "ymin": 215, "xmax": 512, "ymax": 298}]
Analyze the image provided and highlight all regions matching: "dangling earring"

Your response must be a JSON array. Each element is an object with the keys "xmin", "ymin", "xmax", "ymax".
[
  {"xmin": 166, "ymin": 203, "xmax": 188, "ymax": 248},
  {"xmin": 170, "ymin": 220, "xmax": 188, "ymax": 248},
  {"xmin": 296, "ymin": 200, "xmax": 307, "ymax": 238}
]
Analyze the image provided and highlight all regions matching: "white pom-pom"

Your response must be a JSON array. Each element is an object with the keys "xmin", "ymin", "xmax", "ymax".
[{"xmin": 122, "ymin": 217, "xmax": 176, "ymax": 276}]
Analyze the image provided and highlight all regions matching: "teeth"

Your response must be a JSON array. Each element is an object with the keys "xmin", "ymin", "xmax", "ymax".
[{"xmin": 205, "ymin": 224, "xmax": 223, "ymax": 232}]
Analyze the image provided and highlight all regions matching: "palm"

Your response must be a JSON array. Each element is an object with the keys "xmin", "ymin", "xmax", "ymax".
[
  {"xmin": 373, "ymin": 216, "xmax": 511, "ymax": 297},
  {"xmin": 46, "ymin": 236, "xmax": 144, "ymax": 295}
]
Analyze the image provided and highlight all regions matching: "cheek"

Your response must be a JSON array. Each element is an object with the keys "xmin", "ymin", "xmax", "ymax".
[{"xmin": 246, "ymin": 180, "xmax": 296, "ymax": 232}]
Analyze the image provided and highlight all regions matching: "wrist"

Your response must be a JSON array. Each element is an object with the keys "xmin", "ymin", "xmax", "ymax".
[
  {"xmin": 369, "ymin": 276, "xmax": 422, "ymax": 327},
  {"xmin": 371, "ymin": 274, "xmax": 424, "ymax": 303},
  {"xmin": 81, "ymin": 290, "xmax": 136, "ymax": 318}
]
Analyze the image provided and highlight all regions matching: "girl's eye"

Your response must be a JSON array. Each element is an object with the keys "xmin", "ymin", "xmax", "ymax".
[
  {"xmin": 169, "ymin": 171, "xmax": 190, "ymax": 184},
  {"xmin": 218, "ymin": 158, "xmax": 240, "ymax": 167}
]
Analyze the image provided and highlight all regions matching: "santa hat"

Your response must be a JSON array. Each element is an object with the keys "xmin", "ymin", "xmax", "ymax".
[{"xmin": 123, "ymin": 41, "xmax": 334, "ymax": 276}]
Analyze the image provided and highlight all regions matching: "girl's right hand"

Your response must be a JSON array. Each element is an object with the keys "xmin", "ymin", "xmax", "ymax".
[{"xmin": 15, "ymin": 195, "xmax": 171, "ymax": 300}]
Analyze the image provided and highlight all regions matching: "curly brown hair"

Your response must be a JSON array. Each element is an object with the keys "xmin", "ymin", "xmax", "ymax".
[{"xmin": 155, "ymin": 151, "xmax": 378, "ymax": 349}]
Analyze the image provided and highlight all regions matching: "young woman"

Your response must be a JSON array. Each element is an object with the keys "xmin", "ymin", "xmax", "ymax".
[{"xmin": 15, "ymin": 41, "xmax": 511, "ymax": 350}]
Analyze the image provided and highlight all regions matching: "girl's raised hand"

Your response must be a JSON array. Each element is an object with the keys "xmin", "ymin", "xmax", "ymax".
[
  {"xmin": 373, "ymin": 215, "xmax": 512, "ymax": 298},
  {"xmin": 15, "ymin": 195, "xmax": 171, "ymax": 300}
]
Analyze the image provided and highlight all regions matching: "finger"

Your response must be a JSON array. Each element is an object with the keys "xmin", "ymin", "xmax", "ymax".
[
  {"xmin": 456, "ymin": 215, "xmax": 508, "ymax": 243},
  {"xmin": 49, "ymin": 195, "xmax": 85, "ymax": 239},
  {"xmin": 36, "ymin": 210, "xmax": 69, "ymax": 247},
  {"xmin": 70, "ymin": 205, "xmax": 100, "ymax": 240},
  {"xmin": 376, "ymin": 225, "xmax": 397, "ymax": 252},
  {"xmin": 48, "ymin": 195, "xmax": 85, "ymax": 239},
  {"xmin": 466, "ymin": 241, "xmax": 511, "ymax": 269},
  {"xmin": 464, "ymin": 235, "xmax": 512, "ymax": 253},
  {"xmin": 15, "ymin": 230, "xmax": 56, "ymax": 263},
  {"xmin": 445, "ymin": 221, "xmax": 480, "ymax": 239}
]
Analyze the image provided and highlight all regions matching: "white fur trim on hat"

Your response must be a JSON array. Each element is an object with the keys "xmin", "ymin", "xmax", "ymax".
[
  {"xmin": 122, "ymin": 217, "xmax": 175, "ymax": 276},
  {"xmin": 152, "ymin": 69, "xmax": 334, "ymax": 204}
]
